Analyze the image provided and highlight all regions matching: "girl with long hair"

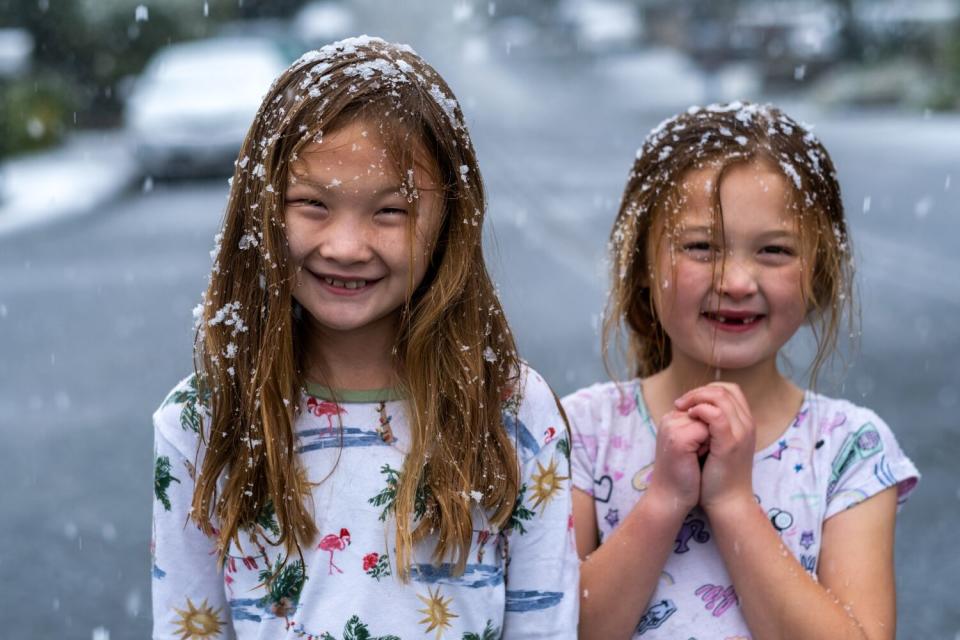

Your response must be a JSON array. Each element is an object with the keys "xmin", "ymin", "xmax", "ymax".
[{"xmin": 152, "ymin": 36, "xmax": 578, "ymax": 639}]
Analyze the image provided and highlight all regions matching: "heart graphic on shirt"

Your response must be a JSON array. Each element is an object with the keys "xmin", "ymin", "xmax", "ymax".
[{"xmin": 593, "ymin": 475, "xmax": 614, "ymax": 503}]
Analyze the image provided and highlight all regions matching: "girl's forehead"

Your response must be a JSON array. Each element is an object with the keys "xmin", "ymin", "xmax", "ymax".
[
  {"xmin": 665, "ymin": 161, "xmax": 797, "ymax": 230},
  {"xmin": 287, "ymin": 125, "xmax": 439, "ymax": 187}
]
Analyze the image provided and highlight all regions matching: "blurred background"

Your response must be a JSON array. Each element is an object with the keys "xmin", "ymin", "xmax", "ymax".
[{"xmin": 0, "ymin": 0, "xmax": 957, "ymax": 637}]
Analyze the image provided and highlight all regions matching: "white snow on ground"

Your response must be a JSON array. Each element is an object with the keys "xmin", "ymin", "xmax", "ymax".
[{"xmin": 0, "ymin": 131, "xmax": 136, "ymax": 237}]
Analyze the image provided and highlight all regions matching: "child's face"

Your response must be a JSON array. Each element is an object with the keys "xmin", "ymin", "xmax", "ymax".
[
  {"xmin": 284, "ymin": 119, "xmax": 442, "ymax": 344},
  {"xmin": 650, "ymin": 159, "xmax": 810, "ymax": 373}
]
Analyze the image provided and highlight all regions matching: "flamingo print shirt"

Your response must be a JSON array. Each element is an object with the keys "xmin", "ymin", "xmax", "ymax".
[
  {"xmin": 152, "ymin": 366, "xmax": 579, "ymax": 639},
  {"xmin": 562, "ymin": 379, "xmax": 919, "ymax": 639}
]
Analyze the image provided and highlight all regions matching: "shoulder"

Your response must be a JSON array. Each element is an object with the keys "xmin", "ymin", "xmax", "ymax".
[
  {"xmin": 510, "ymin": 364, "xmax": 560, "ymax": 415},
  {"xmin": 154, "ymin": 373, "xmax": 210, "ymax": 459},
  {"xmin": 502, "ymin": 364, "xmax": 569, "ymax": 462},
  {"xmin": 805, "ymin": 392, "xmax": 897, "ymax": 445},
  {"xmin": 560, "ymin": 379, "xmax": 622, "ymax": 414},
  {"xmin": 805, "ymin": 392, "xmax": 920, "ymax": 510},
  {"xmin": 560, "ymin": 378, "xmax": 642, "ymax": 434}
]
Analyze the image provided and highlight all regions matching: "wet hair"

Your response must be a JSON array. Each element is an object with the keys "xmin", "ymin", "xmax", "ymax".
[
  {"xmin": 192, "ymin": 36, "xmax": 521, "ymax": 578},
  {"xmin": 604, "ymin": 102, "xmax": 854, "ymax": 386}
]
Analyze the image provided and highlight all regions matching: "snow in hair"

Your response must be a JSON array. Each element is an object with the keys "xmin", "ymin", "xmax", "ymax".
[
  {"xmin": 288, "ymin": 36, "xmax": 467, "ymax": 135},
  {"xmin": 626, "ymin": 101, "xmax": 836, "ymax": 219}
]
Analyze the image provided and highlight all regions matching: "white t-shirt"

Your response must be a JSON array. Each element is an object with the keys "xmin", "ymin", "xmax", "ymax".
[
  {"xmin": 562, "ymin": 378, "xmax": 919, "ymax": 638},
  {"xmin": 152, "ymin": 366, "xmax": 579, "ymax": 639}
]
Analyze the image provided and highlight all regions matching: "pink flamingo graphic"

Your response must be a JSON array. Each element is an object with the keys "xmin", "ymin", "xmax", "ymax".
[
  {"xmin": 307, "ymin": 398, "xmax": 347, "ymax": 434},
  {"xmin": 318, "ymin": 527, "xmax": 351, "ymax": 574}
]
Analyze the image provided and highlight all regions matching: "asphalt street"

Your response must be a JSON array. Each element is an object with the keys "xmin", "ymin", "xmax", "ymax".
[{"xmin": 1, "ymin": 16, "xmax": 958, "ymax": 639}]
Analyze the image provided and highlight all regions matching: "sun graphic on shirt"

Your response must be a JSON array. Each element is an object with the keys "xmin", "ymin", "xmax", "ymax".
[
  {"xmin": 171, "ymin": 597, "xmax": 224, "ymax": 639},
  {"xmin": 529, "ymin": 457, "xmax": 568, "ymax": 513},
  {"xmin": 417, "ymin": 586, "xmax": 458, "ymax": 639}
]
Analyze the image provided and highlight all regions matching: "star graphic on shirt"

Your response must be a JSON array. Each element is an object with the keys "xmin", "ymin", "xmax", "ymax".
[
  {"xmin": 604, "ymin": 508, "xmax": 620, "ymax": 528},
  {"xmin": 794, "ymin": 463, "xmax": 804, "ymax": 473},
  {"xmin": 764, "ymin": 439, "xmax": 788, "ymax": 461}
]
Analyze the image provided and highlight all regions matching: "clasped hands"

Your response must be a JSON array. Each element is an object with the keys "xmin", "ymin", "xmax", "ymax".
[{"xmin": 647, "ymin": 382, "xmax": 757, "ymax": 516}]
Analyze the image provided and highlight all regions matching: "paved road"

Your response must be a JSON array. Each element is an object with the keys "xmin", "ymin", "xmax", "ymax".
[{"xmin": 1, "ymin": 13, "xmax": 958, "ymax": 640}]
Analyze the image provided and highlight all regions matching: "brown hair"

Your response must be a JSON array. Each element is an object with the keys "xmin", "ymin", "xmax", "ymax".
[
  {"xmin": 605, "ymin": 102, "xmax": 854, "ymax": 386},
  {"xmin": 191, "ymin": 37, "xmax": 520, "ymax": 578}
]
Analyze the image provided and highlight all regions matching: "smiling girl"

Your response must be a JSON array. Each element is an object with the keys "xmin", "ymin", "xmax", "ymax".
[
  {"xmin": 564, "ymin": 103, "xmax": 918, "ymax": 639},
  {"xmin": 151, "ymin": 37, "xmax": 578, "ymax": 639}
]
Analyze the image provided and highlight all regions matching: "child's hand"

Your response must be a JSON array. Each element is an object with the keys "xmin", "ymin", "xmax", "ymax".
[
  {"xmin": 674, "ymin": 382, "xmax": 756, "ymax": 513},
  {"xmin": 647, "ymin": 409, "xmax": 710, "ymax": 514}
]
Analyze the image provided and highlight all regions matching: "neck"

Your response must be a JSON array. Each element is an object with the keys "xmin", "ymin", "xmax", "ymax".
[{"xmin": 303, "ymin": 317, "xmax": 399, "ymax": 391}]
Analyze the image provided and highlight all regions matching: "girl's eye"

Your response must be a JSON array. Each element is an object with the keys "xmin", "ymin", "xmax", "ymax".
[
  {"xmin": 377, "ymin": 207, "xmax": 407, "ymax": 216},
  {"xmin": 682, "ymin": 242, "xmax": 717, "ymax": 259},
  {"xmin": 761, "ymin": 245, "xmax": 795, "ymax": 257},
  {"xmin": 286, "ymin": 199, "xmax": 327, "ymax": 210}
]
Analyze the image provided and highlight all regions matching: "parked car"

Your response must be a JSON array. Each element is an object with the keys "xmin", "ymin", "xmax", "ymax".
[{"xmin": 125, "ymin": 36, "xmax": 291, "ymax": 178}]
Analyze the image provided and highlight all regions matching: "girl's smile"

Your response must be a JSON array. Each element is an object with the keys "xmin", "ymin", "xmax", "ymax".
[
  {"xmin": 700, "ymin": 309, "xmax": 765, "ymax": 333},
  {"xmin": 311, "ymin": 271, "xmax": 381, "ymax": 295}
]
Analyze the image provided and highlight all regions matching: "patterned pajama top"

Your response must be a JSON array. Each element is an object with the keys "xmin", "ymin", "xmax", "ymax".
[
  {"xmin": 152, "ymin": 366, "xmax": 579, "ymax": 639},
  {"xmin": 563, "ymin": 379, "xmax": 919, "ymax": 639}
]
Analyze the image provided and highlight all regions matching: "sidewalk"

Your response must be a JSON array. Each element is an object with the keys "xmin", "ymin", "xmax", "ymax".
[{"xmin": 0, "ymin": 130, "xmax": 138, "ymax": 237}]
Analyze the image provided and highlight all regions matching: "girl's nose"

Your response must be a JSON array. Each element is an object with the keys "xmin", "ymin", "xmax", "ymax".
[
  {"xmin": 716, "ymin": 257, "xmax": 758, "ymax": 299},
  {"xmin": 318, "ymin": 215, "xmax": 373, "ymax": 264}
]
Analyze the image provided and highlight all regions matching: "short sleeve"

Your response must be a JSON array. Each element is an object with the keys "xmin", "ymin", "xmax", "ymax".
[
  {"xmin": 823, "ymin": 407, "xmax": 920, "ymax": 519},
  {"xmin": 152, "ymin": 376, "xmax": 235, "ymax": 639},
  {"xmin": 561, "ymin": 387, "xmax": 600, "ymax": 494},
  {"xmin": 501, "ymin": 368, "xmax": 579, "ymax": 640}
]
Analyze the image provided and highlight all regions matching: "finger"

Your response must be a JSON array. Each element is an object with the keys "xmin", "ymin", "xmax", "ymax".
[
  {"xmin": 661, "ymin": 416, "xmax": 710, "ymax": 454},
  {"xmin": 681, "ymin": 388, "xmax": 740, "ymax": 427},
  {"xmin": 687, "ymin": 403, "xmax": 741, "ymax": 450},
  {"xmin": 686, "ymin": 402, "xmax": 728, "ymax": 437},
  {"xmin": 707, "ymin": 382, "xmax": 751, "ymax": 423},
  {"xmin": 680, "ymin": 386, "xmax": 748, "ymax": 440},
  {"xmin": 673, "ymin": 419, "xmax": 711, "ymax": 451},
  {"xmin": 674, "ymin": 384, "xmax": 728, "ymax": 410}
]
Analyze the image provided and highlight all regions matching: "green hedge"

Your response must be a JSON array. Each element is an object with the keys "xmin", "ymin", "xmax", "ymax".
[{"xmin": 0, "ymin": 74, "xmax": 78, "ymax": 160}]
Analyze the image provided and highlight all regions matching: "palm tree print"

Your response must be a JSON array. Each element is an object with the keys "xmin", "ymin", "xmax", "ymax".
[
  {"xmin": 258, "ymin": 556, "xmax": 306, "ymax": 617},
  {"xmin": 319, "ymin": 615, "xmax": 400, "ymax": 640},
  {"xmin": 254, "ymin": 499, "xmax": 281, "ymax": 537},
  {"xmin": 368, "ymin": 464, "xmax": 429, "ymax": 522},
  {"xmin": 463, "ymin": 620, "xmax": 500, "ymax": 640},
  {"xmin": 163, "ymin": 374, "xmax": 211, "ymax": 433},
  {"xmin": 507, "ymin": 483, "xmax": 535, "ymax": 534},
  {"xmin": 154, "ymin": 455, "xmax": 180, "ymax": 511}
]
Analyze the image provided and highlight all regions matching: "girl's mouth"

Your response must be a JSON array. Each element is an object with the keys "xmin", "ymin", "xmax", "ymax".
[
  {"xmin": 322, "ymin": 276, "xmax": 368, "ymax": 290},
  {"xmin": 702, "ymin": 312, "xmax": 764, "ymax": 332},
  {"xmin": 309, "ymin": 271, "xmax": 381, "ymax": 295}
]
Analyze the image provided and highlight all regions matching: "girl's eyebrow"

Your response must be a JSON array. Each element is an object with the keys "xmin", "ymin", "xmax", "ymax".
[
  {"xmin": 675, "ymin": 226, "xmax": 799, "ymax": 240},
  {"xmin": 756, "ymin": 229, "xmax": 800, "ymax": 241},
  {"xmin": 676, "ymin": 225, "xmax": 713, "ymax": 235},
  {"xmin": 285, "ymin": 179, "xmax": 405, "ymax": 198}
]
